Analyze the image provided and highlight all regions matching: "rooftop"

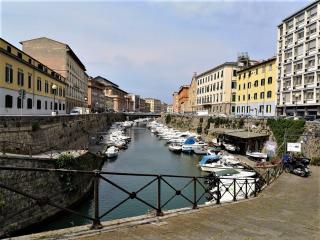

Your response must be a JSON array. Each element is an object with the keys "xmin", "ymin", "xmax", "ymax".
[
  {"xmin": 196, "ymin": 62, "xmax": 238, "ymax": 78},
  {"xmin": 237, "ymin": 57, "xmax": 276, "ymax": 73},
  {"xmin": 280, "ymin": 1, "xmax": 318, "ymax": 24}
]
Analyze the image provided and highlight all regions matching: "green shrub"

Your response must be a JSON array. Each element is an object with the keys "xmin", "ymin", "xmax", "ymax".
[
  {"xmin": 267, "ymin": 119, "xmax": 305, "ymax": 155},
  {"xmin": 31, "ymin": 121, "xmax": 40, "ymax": 131},
  {"xmin": 165, "ymin": 115, "xmax": 171, "ymax": 124},
  {"xmin": 55, "ymin": 154, "xmax": 76, "ymax": 169}
]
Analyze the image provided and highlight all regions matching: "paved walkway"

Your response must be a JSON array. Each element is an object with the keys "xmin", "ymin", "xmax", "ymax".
[{"xmin": 18, "ymin": 167, "xmax": 320, "ymax": 240}]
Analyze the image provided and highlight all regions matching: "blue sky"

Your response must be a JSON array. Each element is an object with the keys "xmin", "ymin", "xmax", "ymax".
[{"xmin": 1, "ymin": 0, "xmax": 310, "ymax": 103}]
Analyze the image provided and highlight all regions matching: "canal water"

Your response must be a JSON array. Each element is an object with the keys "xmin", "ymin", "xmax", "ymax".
[{"xmin": 37, "ymin": 126, "xmax": 207, "ymax": 232}]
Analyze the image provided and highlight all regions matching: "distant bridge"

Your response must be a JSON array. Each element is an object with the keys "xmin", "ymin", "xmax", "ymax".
[{"xmin": 123, "ymin": 112, "xmax": 161, "ymax": 120}]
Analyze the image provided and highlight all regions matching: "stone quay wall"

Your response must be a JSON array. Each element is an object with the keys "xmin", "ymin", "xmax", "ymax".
[
  {"xmin": 159, "ymin": 114, "xmax": 320, "ymax": 159},
  {"xmin": 0, "ymin": 153, "xmax": 103, "ymax": 237},
  {"xmin": 0, "ymin": 113, "xmax": 126, "ymax": 154}
]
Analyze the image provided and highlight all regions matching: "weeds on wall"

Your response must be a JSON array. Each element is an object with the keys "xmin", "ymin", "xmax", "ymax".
[
  {"xmin": 55, "ymin": 154, "xmax": 77, "ymax": 193},
  {"xmin": 267, "ymin": 119, "xmax": 305, "ymax": 155},
  {"xmin": 165, "ymin": 114, "xmax": 171, "ymax": 124}
]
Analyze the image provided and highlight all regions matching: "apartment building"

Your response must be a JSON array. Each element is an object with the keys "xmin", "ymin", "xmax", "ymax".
[
  {"xmin": 236, "ymin": 57, "xmax": 277, "ymax": 117},
  {"xmin": 87, "ymin": 77, "xmax": 105, "ymax": 113},
  {"xmin": 188, "ymin": 73, "xmax": 198, "ymax": 113},
  {"xmin": 277, "ymin": 1, "xmax": 320, "ymax": 116},
  {"xmin": 20, "ymin": 37, "xmax": 88, "ymax": 113},
  {"xmin": 172, "ymin": 92, "xmax": 179, "ymax": 113},
  {"xmin": 139, "ymin": 98, "xmax": 147, "ymax": 112},
  {"xmin": 127, "ymin": 94, "xmax": 141, "ymax": 112},
  {"xmin": 93, "ymin": 76, "xmax": 131, "ymax": 112},
  {"xmin": 145, "ymin": 98, "xmax": 162, "ymax": 113},
  {"xmin": 0, "ymin": 38, "xmax": 66, "ymax": 115},
  {"xmin": 196, "ymin": 62, "xmax": 238, "ymax": 115},
  {"xmin": 178, "ymin": 85, "xmax": 190, "ymax": 113},
  {"xmin": 167, "ymin": 105, "xmax": 173, "ymax": 113}
]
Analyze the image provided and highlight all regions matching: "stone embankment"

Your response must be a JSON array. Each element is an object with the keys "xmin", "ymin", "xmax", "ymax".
[
  {"xmin": 0, "ymin": 113, "xmax": 126, "ymax": 154},
  {"xmin": 159, "ymin": 114, "xmax": 320, "ymax": 160}
]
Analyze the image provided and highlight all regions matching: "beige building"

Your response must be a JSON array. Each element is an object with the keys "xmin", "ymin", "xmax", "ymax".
[
  {"xmin": 87, "ymin": 77, "xmax": 105, "ymax": 113},
  {"xmin": 93, "ymin": 76, "xmax": 132, "ymax": 112},
  {"xmin": 196, "ymin": 62, "xmax": 238, "ymax": 115},
  {"xmin": 188, "ymin": 73, "xmax": 198, "ymax": 113},
  {"xmin": 172, "ymin": 92, "xmax": 179, "ymax": 113},
  {"xmin": 20, "ymin": 37, "xmax": 87, "ymax": 113},
  {"xmin": 145, "ymin": 98, "xmax": 162, "ymax": 113}
]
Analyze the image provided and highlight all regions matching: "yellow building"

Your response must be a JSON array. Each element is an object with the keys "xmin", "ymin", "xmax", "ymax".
[
  {"xmin": 145, "ymin": 98, "xmax": 162, "ymax": 113},
  {"xmin": 236, "ymin": 57, "xmax": 277, "ymax": 117},
  {"xmin": 0, "ymin": 38, "xmax": 67, "ymax": 115}
]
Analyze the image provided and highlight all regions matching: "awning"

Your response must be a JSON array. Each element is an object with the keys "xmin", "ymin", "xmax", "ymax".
[{"xmin": 224, "ymin": 131, "xmax": 269, "ymax": 139}]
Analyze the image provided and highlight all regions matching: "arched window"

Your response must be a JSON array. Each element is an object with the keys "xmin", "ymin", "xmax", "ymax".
[
  {"xmin": 37, "ymin": 100, "xmax": 41, "ymax": 109},
  {"xmin": 27, "ymin": 98, "xmax": 32, "ymax": 109},
  {"xmin": 5, "ymin": 95, "xmax": 13, "ymax": 108}
]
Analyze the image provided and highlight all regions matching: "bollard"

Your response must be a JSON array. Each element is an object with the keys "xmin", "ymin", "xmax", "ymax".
[
  {"xmin": 91, "ymin": 170, "xmax": 102, "ymax": 229},
  {"xmin": 156, "ymin": 175, "xmax": 163, "ymax": 216}
]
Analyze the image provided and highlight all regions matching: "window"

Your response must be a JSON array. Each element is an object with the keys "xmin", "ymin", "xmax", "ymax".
[
  {"xmin": 254, "ymin": 80, "xmax": 258, "ymax": 87},
  {"xmin": 233, "ymin": 70, "xmax": 237, "ymax": 77},
  {"xmin": 295, "ymin": 45, "xmax": 303, "ymax": 56},
  {"xmin": 37, "ymin": 100, "xmax": 41, "ymax": 109},
  {"xmin": 296, "ymin": 30, "xmax": 304, "ymax": 40},
  {"xmin": 296, "ymin": 13, "xmax": 304, "ymax": 25},
  {"xmin": 254, "ymin": 93, "xmax": 257, "ymax": 100},
  {"xmin": 27, "ymin": 98, "xmax": 32, "ymax": 109},
  {"xmin": 232, "ymin": 94, "xmax": 236, "ymax": 102},
  {"xmin": 5, "ymin": 95, "xmax": 13, "ymax": 108},
  {"xmin": 294, "ymin": 62, "xmax": 303, "ymax": 71},
  {"xmin": 17, "ymin": 97, "xmax": 22, "ymax": 109},
  {"xmin": 255, "ymin": 69, "xmax": 258, "ymax": 75},
  {"xmin": 45, "ymin": 81, "xmax": 49, "ymax": 93},
  {"xmin": 293, "ymin": 75, "xmax": 302, "ymax": 86},
  {"xmin": 305, "ymin": 74, "xmax": 315, "ymax": 84},
  {"xmin": 262, "ymin": 66, "xmax": 266, "ymax": 73},
  {"xmin": 221, "ymin": 70, "xmax": 223, "ymax": 78},
  {"xmin": 7, "ymin": 46, "xmax": 11, "ymax": 53},
  {"xmin": 286, "ymin": 20, "xmax": 293, "ymax": 30},
  {"xmin": 17, "ymin": 52, "xmax": 22, "ymax": 59},
  {"xmin": 285, "ymin": 50, "xmax": 292, "ymax": 59},
  {"xmin": 267, "ymin": 91, "xmax": 272, "ymax": 98},
  {"xmin": 307, "ymin": 23, "xmax": 317, "ymax": 36},
  {"xmin": 305, "ymin": 57, "xmax": 315, "ymax": 69},
  {"xmin": 231, "ymin": 81, "xmax": 236, "ymax": 89},
  {"xmin": 59, "ymin": 103, "xmax": 61, "ymax": 110},
  {"xmin": 268, "ymin": 77, "xmax": 272, "ymax": 84},
  {"xmin": 307, "ymin": 6, "xmax": 317, "ymax": 19},
  {"xmin": 5, "ymin": 64, "xmax": 13, "ymax": 83},
  {"xmin": 248, "ymin": 94, "xmax": 251, "ymax": 100},
  {"xmin": 284, "ymin": 64, "xmax": 292, "ymax": 74},
  {"xmin": 17, "ymin": 69, "xmax": 24, "ymax": 86},
  {"xmin": 238, "ymin": 85, "xmax": 241, "ymax": 90},
  {"xmin": 285, "ymin": 34, "xmax": 293, "ymax": 45},
  {"xmin": 28, "ymin": 73, "xmax": 32, "ymax": 88},
  {"xmin": 243, "ymin": 95, "xmax": 245, "ymax": 101},
  {"xmin": 45, "ymin": 101, "xmax": 48, "ymax": 110},
  {"xmin": 306, "ymin": 39, "xmax": 316, "ymax": 52},
  {"xmin": 248, "ymin": 82, "xmax": 251, "ymax": 89},
  {"xmin": 261, "ymin": 79, "xmax": 265, "ymax": 86},
  {"xmin": 243, "ymin": 83, "xmax": 246, "ymax": 90},
  {"xmin": 37, "ymin": 78, "xmax": 42, "ymax": 91},
  {"xmin": 260, "ymin": 92, "xmax": 265, "ymax": 99}
]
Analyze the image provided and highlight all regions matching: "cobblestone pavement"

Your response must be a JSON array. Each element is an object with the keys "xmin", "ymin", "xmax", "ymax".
[{"xmin": 17, "ymin": 167, "xmax": 319, "ymax": 240}]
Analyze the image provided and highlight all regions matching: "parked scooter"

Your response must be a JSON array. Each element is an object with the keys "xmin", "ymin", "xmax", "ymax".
[{"xmin": 282, "ymin": 154, "xmax": 311, "ymax": 177}]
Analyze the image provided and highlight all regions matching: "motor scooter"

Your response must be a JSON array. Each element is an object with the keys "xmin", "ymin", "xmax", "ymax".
[{"xmin": 282, "ymin": 154, "xmax": 311, "ymax": 177}]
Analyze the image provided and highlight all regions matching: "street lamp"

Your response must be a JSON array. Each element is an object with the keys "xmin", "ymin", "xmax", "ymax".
[{"xmin": 52, "ymin": 84, "xmax": 57, "ymax": 115}]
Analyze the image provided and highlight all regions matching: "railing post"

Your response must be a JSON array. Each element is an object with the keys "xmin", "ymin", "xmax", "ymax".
[
  {"xmin": 245, "ymin": 179, "xmax": 248, "ymax": 199},
  {"xmin": 267, "ymin": 170, "xmax": 271, "ymax": 185},
  {"xmin": 193, "ymin": 177, "xmax": 197, "ymax": 209},
  {"xmin": 216, "ymin": 178, "xmax": 220, "ymax": 204},
  {"xmin": 156, "ymin": 175, "xmax": 163, "ymax": 216},
  {"xmin": 233, "ymin": 179, "xmax": 236, "ymax": 202},
  {"xmin": 2, "ymin": 141, "xmax": 6, "ymax": 155},
  {"xmin": 91, "ymin": 170, "xmax": 102, "ymax": 229}
]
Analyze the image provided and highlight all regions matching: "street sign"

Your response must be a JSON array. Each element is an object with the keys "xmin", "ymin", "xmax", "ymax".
[{"xmin": 287, "ymin": 142, "xmax": 301, "ymax": 152}]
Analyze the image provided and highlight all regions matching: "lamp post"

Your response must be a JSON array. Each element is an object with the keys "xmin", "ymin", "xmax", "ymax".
[{"xmin": 52, "ymin": 84, "xmax": 57, "ymax": 115}]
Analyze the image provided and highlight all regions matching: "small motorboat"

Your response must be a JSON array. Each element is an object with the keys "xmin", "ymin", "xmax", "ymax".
[
  {"xmin": 168, "ymin": 143, "xmax": 182, "ymax": 153},
  {"xmin": 207, "ymin": 146, "xmax": 223, "ymax": 155},
  {"xmin": 193, "ymin": 146, "xmax": 208, "ymax": 155},
  {"xmin": 246, "ymin": 151, "xmax": 267, "ymax": 160},
  {"xmin": 182, "ymin": 144, "xmax": 193, "ymax": 153},
  {"xmin": 105, "ymin": 146, "xmax": 119, "ymax": 158},
  {"xmin": 223, "ymin": 143, "xmax": 239, "ymax": 152}
]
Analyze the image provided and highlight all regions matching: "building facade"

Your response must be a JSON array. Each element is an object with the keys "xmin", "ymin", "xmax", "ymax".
[
  {"xmin": 127, "ymin": 94, "xmax": 141, "ymax": 112},
  {"xmin": 0, "ymin": 38, "xmax": 66, "ymax": 115},
  {"xmin": 172, "ymin": 92, "xmax": 179, "ymax": 113},
  {"xmin": 20, "ymin": 37, "xmax": 88, "ymax": 113},
  {"xmin": 161, "ymin": 102, "xmax": 168, "ymax": 113},
  {"xmin": 188, "ymin": 73, "xmax": 198, "ymax": 113},
  {"xmin": 88, "ymin": 77, "xmax": 105, "ymax": 113},
  {"xmin": 93, "ymin": 76, "xmax": 131, "ymax": 112},
  {"xmin": 145, "ymin": 98, "xmax": 162, "ymax": 113},
  {"xmin": 167, "ymin": 104, "xmax": 173, "ymax": 113},
  {"xmin": 196, "ymin": 62, "xmax": 238, "ymax": 115},
  {"xmin": 277, "ymin": 1, "xmax": 320, "ymax": 116},
  {"xmin": 236, "ymin": 57, "xmax": 277, "ymax": 117},
  {"xmin": 139, "ymin": 98, "xmax": 147, "ymax": 112},
  {"xmin": 178, "ymin": 85, "xmax": 190, "ymax": 113}
]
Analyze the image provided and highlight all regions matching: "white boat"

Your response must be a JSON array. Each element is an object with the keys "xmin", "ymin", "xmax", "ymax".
[
  {"xmin": 182, "ymin": 144, "xmax": 193, "ymax": 153},
  {"xmin": 105, "ymin": 146, "xmax": 119, "ymax": 158},
  {"xmin": 212, "ymin": 138, "xmax": 222, "ymax": 146},
  {"xmin": 193, "ymin": 146, "xmax": 208, "ymax": 155},
  {"xmin": 246, "ymin": 151, "xmax": 267, "ymax": 160},
  {"xmin": 168, "ymin": 143, "xmax": 182, "ymax": 153},
  {"xmin": 223, "ymin": 143, "xmax": 238, "ymax": 152}
]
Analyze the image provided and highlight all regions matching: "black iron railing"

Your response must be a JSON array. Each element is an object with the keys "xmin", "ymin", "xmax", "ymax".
[{"xmin": 0, "ymin": 165, "xmax": 282, "ymax": 232}]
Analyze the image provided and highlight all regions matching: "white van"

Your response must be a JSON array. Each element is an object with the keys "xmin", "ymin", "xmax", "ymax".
[{"xmin": 70, "ymin": 107, "xmax": 90, "ymax": 115}]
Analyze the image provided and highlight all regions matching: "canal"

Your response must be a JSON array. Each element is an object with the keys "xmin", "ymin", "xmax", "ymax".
[{"xmin": 37, "ymin": 125, "xmax": 207, "ymax": 232}]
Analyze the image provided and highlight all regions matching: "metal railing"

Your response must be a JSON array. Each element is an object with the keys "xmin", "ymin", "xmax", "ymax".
[{"xmin": 0, "ymin": 166, "xmax": 266, "ymax": 232}]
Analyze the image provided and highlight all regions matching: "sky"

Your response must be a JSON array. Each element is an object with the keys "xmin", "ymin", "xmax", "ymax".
[{"xmin": 0, "ymin": 0, "xmax": 311, "ymax": 103}]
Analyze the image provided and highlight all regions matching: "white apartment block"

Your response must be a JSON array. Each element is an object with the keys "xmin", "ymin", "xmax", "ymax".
[
  {"xmin": 196, "ymin": 62, "xmax": 238, "ymax": 115},
  {"xmin": 277, "ymin": 1, "xmax": 320, "ymax": 116}
]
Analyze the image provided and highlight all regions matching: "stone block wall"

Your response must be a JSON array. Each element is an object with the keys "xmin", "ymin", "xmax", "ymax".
[
  {"xmin": 0, "ymin": 153, "xmax": 102, "ymax": 237},
  {"xmin": 0, "ymin": 113, "xmax": 126, "ymax": 154}
]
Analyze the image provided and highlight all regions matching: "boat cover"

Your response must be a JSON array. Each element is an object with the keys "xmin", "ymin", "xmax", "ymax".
[
  {"xmin": 184, "ymin": 137, "xmax": 196, "ymax": 145},
  {"xmin": 199, "ymin": 155, "xmax": 221, "ymax": 166}
]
